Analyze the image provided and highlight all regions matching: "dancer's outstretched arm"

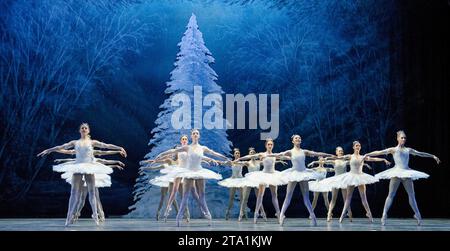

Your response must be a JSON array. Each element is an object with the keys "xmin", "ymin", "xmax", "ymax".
[
  {"xmin": 363, "ymin": 164, "xmax": 372, "ymax": 170},
  {"xmin": 96, "ymin": 158, "xmax": 125, "ymax": 167},
  {"xmin": 203, "ymin": 146, "xmax": 230, "ymax": 161},
  {"xmin": 307, "ymin": 161, "xmax": 319, "ymax": 168},
  {"xmin": 202, "ymin": 156, "xmax": 220, "ymax": 166},
  {"xmin": 409, "ymin": 148, "xmax": 441, "ymax": 164},
  {"xmin": 91, "ymin": 140, "xmax": 127, "ymax": 157},
  {"xmin": 54, "ymin": 158, "xmax": 75, "ymax": 163},
  {"xmin": 326, "ymin": 154, "xmax": 351, "ymax": 161},
  {"xmin": 37, "ymin": 141, "xmax": 76, "ymax": 157},
  {"xmin": 154, "ymin": 146, "xmax": 189, "ymax": 161},
  {"xmin": 236, "ymin": 153, "xmax": 265, "ymax": 161},
  {"xmin": 94, "ymin": 150, "xmax": 126, "ymax": 157},
  {"xmin": 266, "ymin": 150, "xmax": 291, "ymax": 158},
  {"xmin": 366, "ymin": 148, "xmax": 396, "ymax": 157},
  {"xmin": 304, "ymin": 150, "xmax": 334, "ymax": 158},
  {"xmin": 364, "ymin": 156, "xmax": 391, "ymax": 165},
  {"xmin": 140, "ymin": 157, "xmax": 173, "ymax": 165}
]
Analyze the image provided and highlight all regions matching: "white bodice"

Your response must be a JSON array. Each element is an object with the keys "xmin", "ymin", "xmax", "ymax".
[
  {"xmin": 291, "ymin": 149, "xmax": 306, "ymax": 171},
  {"xmin": 187, "ymin": 145, "xmax": 204, "ymax": 170},
  {"xmin": 231, "ymin": 163, "xmax": 243, "ymax": 178},
  {"xmin": 333, "ymin": 159, "xmax": 348, "ymax": 175},
  {"xmin": 74, "ymin": 140, "xmax": 95, "ymax": 163},
  {"xmin": 393, "ymin": 147, "xmax": 410, "ymax": 169},
  {"xmin": 262, "ymin": 153, "xmax": 276, "ymax": 173},
  {"xmin": 247, "ymin": 160, "xmax": 261, "ymax": 173},
  {"xmin": 177, "ymin": 152, "xmax": 188, "ymax": 169},
  {"xmin": 349, "ymin": 154, "xmax": 364, "ymax": 174}
]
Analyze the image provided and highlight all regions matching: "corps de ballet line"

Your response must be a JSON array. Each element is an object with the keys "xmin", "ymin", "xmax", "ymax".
[{"xmin": 37, "ymin": 124, "xmax": 441, "ymax": 227}]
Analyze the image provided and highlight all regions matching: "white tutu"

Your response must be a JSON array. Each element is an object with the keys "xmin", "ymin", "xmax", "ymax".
[
  {"xmin": 61, "ymin": 172, "xmax": 111, "ymax": 188},
  {"xmin": 279, "ymin": 168, "xmax": 324, "ymax": 183},
  {"xmin": 321, "ymin": 172, "xmax": 379, "ymax": 189},
  {"xmin": 160, "ymin": 165, "xmax": 183, "ymax": 174},
  {"xmin": 175, "ymin": 168, "xmax": 222, "ymax": 180},
  {"xmin": 244, "ymin": 171, "xmax": 284, "ymax": 187},
  {"xmin": 308, "ymin": 180, "xmax": 331, "ymax": 192},
  {"xmin": 53, "ymin": 162, "xmax": 113, "ymax": 175},
  {"xmin": 149, "ymin": 176, "xmax": 170, "ymax": 187},
  {"xmin": 375, "ymin": 167, "xmax": 429, "ymax": 180},
  {"xmin": 218, "ymin": 177, "xmax": 256, "ymax": 188}
]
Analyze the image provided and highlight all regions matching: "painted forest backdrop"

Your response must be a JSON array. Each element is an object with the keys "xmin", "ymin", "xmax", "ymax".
[{"xmin": 0, "ymin": 0, "xmax": 448, "ymax": 218}]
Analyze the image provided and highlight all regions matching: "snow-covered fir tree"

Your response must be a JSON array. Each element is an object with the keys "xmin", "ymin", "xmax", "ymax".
[{"xmin": 128, "ymin": 14, "xmax": 240, "ymax": 218}]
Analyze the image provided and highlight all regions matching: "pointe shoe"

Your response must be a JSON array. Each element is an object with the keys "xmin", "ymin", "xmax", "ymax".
[
  {"xmin": 92, "ymin": 214, "xmax": 100, "ymax": 226},
  {"xmin": 99, "ymin": 214, "xmax": 106, "ymax": 222},
  {"xmin": 414, "ymin": 214, "xmax": 422, "ymax": 226},
  {"xmin": 260, "ymin": 211, "xmax": 267, "ymax": 221},
  {"xmin": 225, "ymin": 210, "xmax": 230, "ymax": 220},
  {"xmin": 253, "ymin": 215, "xmax": 258, "ymax": 224},
  {"xmin": 327, "ymin": 212, "xmax": 332, "ymax": 222},
  {"xmin": 381, "ymin": 214, "xmax": 387, "ymax": 226},
  {"xmin": 279, "ymin": 214, "xmax": 286, "ymax": 226},
  {"xmin": 339, "ymin": 216, "xmax": 344, "ymax": 223},
  {"xmin": 238, "ymin": 213, "xmax": 244, "ymax": 222},
  {"xmin": 310, "ymin": 214, "xmax": 317, "ymax": 226},
  {"xmin": 366, "ymin": 212, "xmax": 373, "ymax": 223},
  {"xmin": 347, "ymin": 211, "xmax": 353, "ymax": 222}
]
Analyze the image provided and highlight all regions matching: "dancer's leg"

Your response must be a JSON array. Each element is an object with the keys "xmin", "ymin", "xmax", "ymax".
[
  {"xmin": 299, "ymin": 181, "xmax": 316, "ymax": 226},
  {"xmin": 322, "ymin": 192, "xmax": 330, "ymax": 210},
  {"xmin": 327, "ymin": 188, "xmax": 338, "ymax": 221},
  {"xmin": 339, "ymin": 186, "xmax": 354, "ymax": 223},
  {"xmin": 168, "ymin": 183, "xmax": 179, "ymax": 214},
  {"xmin": 269, "ymin": 185, "xmax": 280, "ymax": 219},
  {"xmin": 195, "ymin": 179, "xmax": 211, "ymax": 222},
  {"xmin": 95, "ymin": 188, "xmax": 105, "ymax": 222},
  {"xmin": 225, "ymin": 188, "xmax": 237, "ymax": 220},
  {"xmin": 74, "ymin": 186, "xmax": 88, "ymax": 221},
  {"xmin": 342, "ymin": 188, "xmax": 353, "ymax": 221},
  {"xmin": 402, "ymin": 178, "xmax": 422, "ymax": 225},
  {"xmin": 66, "ymin": 174, "xmax": 83, "ymax": 226},
  {"xmin": 176, "ymin": 179, "xmax": 194, "ymax": 226},
  {"xmin": 381, "ymin": 178, "xmax": 401, "ymax": 225},
  {"xmin": 156, "ymin": 187, "xmax": 168, "ymax": 221},
  {"xmin": 358, "ymin": 185, "xmax": 373, "ymax": 222},
  {"xmin": 239, "ymin": 187, "xmax": 250, "ymax": 221},
  {"xmin": 253, "ymin": 184, "xmax": 266, "ymax": 224},
  {"xmin": 311, "ymin": 192, "xmax": 319, "ymax": 210},
  {"xmin": 84, "ymin": 174, "xmax": 99, "ymax": 225}
]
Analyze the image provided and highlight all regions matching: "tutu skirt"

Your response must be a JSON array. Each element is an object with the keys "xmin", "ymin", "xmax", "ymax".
[
  {"xmin": 375, "ymin": 167, "xmax": 429, "ymax": 180},
  {"xmin": 149, "ymin": 176, "xmax": 170, "ymax": 187},
  {"xmin": 218, "ymin": 177, "xmax": 256, "ymax": 188},
  {"xmin": 61, "ymin": 172, "xmax": 111, "ymax": 188},
  {"xmin": 244, "ymin": 171, "xmax": 284, "ymax": 187},
  {"xmin": 160, "ymin": 165, "xmax": 183, "ymax": 174},
  {"xmin": 280, "ymin": 168, "xmax": 324, "ymax": 183},
  {"xmin": 175, "ymin": 168, "xmax": 222, "ymax": 180},
  {"xmin": 53, "ymin": 162, "xmax": 113, "ymax": 175},
  {"xmin": 319, "ymin": 172, "xmax": 379, "ymax": 190}
]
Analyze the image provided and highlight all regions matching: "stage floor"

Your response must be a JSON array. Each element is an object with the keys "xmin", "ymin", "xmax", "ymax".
[{"xmin": 1, "ymin": 218, "xmax": 449, "ymax": 231}]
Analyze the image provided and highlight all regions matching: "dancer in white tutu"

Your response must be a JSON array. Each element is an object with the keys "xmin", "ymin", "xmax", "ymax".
[
  {"xmin": 218, "ymin": 148, "xmax": 249, "ymax": 220},
  {"xmin": 307, "ymin": 157, "xmax": 334, "ymax": 213},
  {"xmin": 236, "ymin": 147, "xmax": 267, "ymax": 221},
  {"xmin": 267, "ymin": 135, "xmax": 333, "ymax": 226},
  {"xmin": 37, "ymin": 123, "xmax": 126, "ymax": 226},
  {"xmin": 235, "ymin": 138, "xmax": 289, "ymax": 224},
  {"xmin": 322, "ymin": 141, "xmax": 390, "ymax": 223},
  {"xmin": 54, "ymin": 149, "xmax": 125, "ymax": 222},
  {"xmin": 322, "ymin": 146, "xmax": 353, "ymax": 222},
  {"xmin": 55, "ymin": 156, "xmax": 125, "ymax": 222},
  {"xmin": 366, "ymin": 130, "xmax": 441, "ymax": 225},
  {"xmin": 153, "ymin": 129, "xmax": 229, "ymax": 226}
]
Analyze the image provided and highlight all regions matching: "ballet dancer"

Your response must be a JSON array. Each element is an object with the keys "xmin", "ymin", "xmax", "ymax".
[
  {"xmin": 235, "ymin": 138, "xmax": 289, "ymax": 224},
  {"xmin": 237, "ymin": 147, "xmax": 268, "ymax": 221},
  {"xmin": 267, "ymin": 134, "xmax": 333, "ymax": 226},
  {"xmin": 366, "ymin": 130, "xmax": 441, "ymax": 225},
  {"xmin": 37, "ymin": 123, "xmax": 126, "ymax": 226},
  {"xmin": 321, "ymin": 141, "xmax": 390, "ymax": 223},
  {"xmin": 217, "ymin": 148, "xmax": 248, "ymax": 220},
  {"xmin": 153, "ymin": 129, "xmax": 229, "ymax": 226},
  {"xmin": 307, "ymin": 157, "xmax": 334, "ymax": 213}
]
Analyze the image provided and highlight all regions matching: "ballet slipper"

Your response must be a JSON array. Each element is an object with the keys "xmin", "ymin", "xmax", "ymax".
[
  {"xmin": 348, "ymin": 211, "xmax": 353, "ymax": 222},
  {"xmin": 366, "ymin": 212, "xmax": 373, "ymax": 223},
  {"xmin": 279, "ymin": 214, "xmax": 286, "ymax": 226},
  {"xmin": 91, "ymin": 214, "xmax": 100, "ymax": 226},
  {"xmin": 381, "ymin": 214, "xmax": 387, "ymax": 226},
  {"xmin": 310, "ymin": 214, "xmax": 317, "ymax": 226},
  {"xmin": 225, "ymin": 210, "xmax": 230, "ymax": 220},
  {"xmin": 327, "ymin": 212, "xmax": 333, "ymax": 222},
  {"xmin": 414, "ymin": 214, "xmax": 422, "ymax": 226}
]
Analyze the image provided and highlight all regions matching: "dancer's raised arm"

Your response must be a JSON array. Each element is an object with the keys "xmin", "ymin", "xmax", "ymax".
[
  {"xmin": 37, "ymin": 141, "xmax": 77, "ymax": 157},
  {"xmin": 409, "ymin": 148, "xmax": 441, "ymax": 164}
]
